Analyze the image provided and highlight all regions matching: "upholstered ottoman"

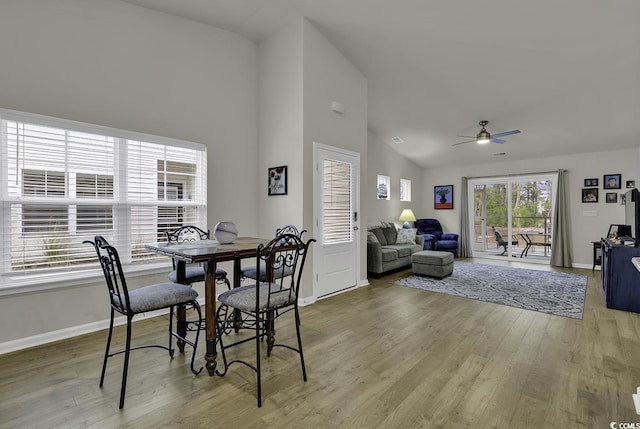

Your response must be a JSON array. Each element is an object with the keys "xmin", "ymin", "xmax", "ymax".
[{"xmin": 411, "ymin": 250, "xmax": 454, "ymax": 278}]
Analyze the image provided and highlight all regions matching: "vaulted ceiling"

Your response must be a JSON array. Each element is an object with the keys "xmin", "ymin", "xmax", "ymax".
[{"xmin": 122, "ymin": 0, "xmax": 640, "ymax": 168}]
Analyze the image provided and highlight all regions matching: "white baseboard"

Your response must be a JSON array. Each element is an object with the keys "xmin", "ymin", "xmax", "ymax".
[
  {"xmin": 572, "ymin": 262, "xmax": 599, "ymax": 271},
  {"xmin": 300, "ymin": 278, "xmax": 369, "ymax": 307},
  {"xmin": 0, "ymin": 297, "xmax": 206, "ymax": 356}
]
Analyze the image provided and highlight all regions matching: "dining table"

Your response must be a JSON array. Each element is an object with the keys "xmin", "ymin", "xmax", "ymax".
[
  {"xmin": 519, "ymin": 233, "xmax": 551, "ymax": 258},
  {"xmin": 144, "ymin": 237, "xmax": 269, "ymax": 376}
]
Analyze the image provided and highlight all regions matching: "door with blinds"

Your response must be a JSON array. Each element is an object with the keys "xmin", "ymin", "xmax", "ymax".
[{"xmin": 314, "ymin": 143, "xmax": 360, "ymax": 297}]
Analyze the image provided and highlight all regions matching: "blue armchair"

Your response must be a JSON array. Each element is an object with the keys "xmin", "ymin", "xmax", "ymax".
[{"xmin": 416, "ymin": 218, "xmax": 459, "ymax": 257}]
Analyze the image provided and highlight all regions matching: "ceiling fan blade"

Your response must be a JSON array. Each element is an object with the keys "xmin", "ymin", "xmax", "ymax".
[
  {"xmin": 491, "ymin": 130, "xmax": 521, "ymax": 138},
  {"xmin": 453, "ymin": 139, "xmax": 475, "ymax": 146},
  {"xmin": 491, "ymin": 138, "xmax": 506, "ymax": 144},
  {"xmin": 457, "ymin": 135, "xmax": 476, "ymax": 139}
]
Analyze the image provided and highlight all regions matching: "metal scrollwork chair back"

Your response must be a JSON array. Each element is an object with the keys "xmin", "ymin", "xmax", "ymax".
[
  {"xmin": 165, "ymin": 225, "xmax": 231, "ymax": 289},
  {"xmin": 215, "ymin": 233, "xmax": 315, "ymax": 407},
  {"xmin": 241, "ymin": 224, "xmax": 306, "ymax": 281}
]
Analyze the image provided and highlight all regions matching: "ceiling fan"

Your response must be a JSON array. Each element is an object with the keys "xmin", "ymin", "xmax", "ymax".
[{"xmin": 453, "ymin": 120, "xmax": 521, "ymax": 146}]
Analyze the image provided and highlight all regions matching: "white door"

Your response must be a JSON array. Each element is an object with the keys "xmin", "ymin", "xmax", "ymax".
[{"xmin": 314, "ymin": 143, "xmax": 360, "ymax": 297}]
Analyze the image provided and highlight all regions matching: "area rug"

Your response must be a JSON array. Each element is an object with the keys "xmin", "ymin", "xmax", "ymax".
[{"xmin": 395, "ymin": 261, "xmax": 587, "ymax": 319}]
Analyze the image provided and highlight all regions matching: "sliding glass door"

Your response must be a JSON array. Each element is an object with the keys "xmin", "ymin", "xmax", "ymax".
[{"xmin": 469, "ymin": 173, "xmax": 557, "ymax": 261}]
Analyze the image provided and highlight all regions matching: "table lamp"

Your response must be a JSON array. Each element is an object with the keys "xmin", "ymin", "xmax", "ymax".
[{"xmin": 399, "ymin": 209, "xmax": 416, "ymax": 229}]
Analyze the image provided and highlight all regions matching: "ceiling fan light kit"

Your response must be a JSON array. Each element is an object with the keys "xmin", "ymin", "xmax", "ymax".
[
  {"xmin": 453, "ymin": 120, "xmax": 521, "ymax": 146},
  {"xmin": 476, "ymin": 120, "xmax": 491, "ymax": 143}
]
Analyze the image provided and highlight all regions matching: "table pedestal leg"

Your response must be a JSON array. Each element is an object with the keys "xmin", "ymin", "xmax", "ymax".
[
  {"xmin": 176, "ymin": 260, "xmax": 187, "ymax": 352},
  {"xmin": 205, "ymin": 261, "xmax": 217, "ymax": 376}
]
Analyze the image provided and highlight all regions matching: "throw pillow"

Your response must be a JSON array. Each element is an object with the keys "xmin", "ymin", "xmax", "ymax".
[
  {"xmin": 367, "ymin": 231, "xmax": 379, "ymax": 243},
  {"xmin": 382, "ymin": 225, "xmax": 397, "ymax": 245},
  {"xmin": 396, "ymin": 228, "xmax": 417, "ymax": 244},
  {"xmin": 370, "ymin": 227, "xmax": 387, "ymax": 245}
]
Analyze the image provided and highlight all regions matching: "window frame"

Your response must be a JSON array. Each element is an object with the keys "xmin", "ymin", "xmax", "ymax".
[
  {"xmin": 400, "ymin": 178, "xmax": 412, "ymax": 202},
  {"xmin": 0, "ymin": 108, "xmax": 207, "ymax": 293}
]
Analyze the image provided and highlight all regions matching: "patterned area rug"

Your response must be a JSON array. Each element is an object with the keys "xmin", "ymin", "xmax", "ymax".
[{"xmin": 395, "ymin": 261, "xmax": 587, "ymax": 319}]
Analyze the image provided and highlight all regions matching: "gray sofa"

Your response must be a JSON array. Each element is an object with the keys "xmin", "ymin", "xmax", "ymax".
[{"xmin": 367, "ymin": 222, "xmax": 425, "ymax": 276}]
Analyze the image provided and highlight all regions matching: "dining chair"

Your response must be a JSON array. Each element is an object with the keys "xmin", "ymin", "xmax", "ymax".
[
  {"xmin": 85, "ymin": 236, "xmax": 202, "ymax": 409},
  {"xmin": 215, "ymin": 233, "xmax": 315, "ymax": 407},
  {"xmin": 240, "ymin": 224, "xmax": 306, "ymax": 281},
  {"xmin": 166, "ymin": 225, "xmax": 231, "ymax": 289}
]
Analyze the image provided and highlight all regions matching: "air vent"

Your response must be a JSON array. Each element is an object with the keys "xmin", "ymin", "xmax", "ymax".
[
  {"xmin": 391, "ymin": 136, "xmax": 404, "ymax": 144},
  {"xmin": 494, "ymin": 152, "xmax": 507, "ymax": 156}
]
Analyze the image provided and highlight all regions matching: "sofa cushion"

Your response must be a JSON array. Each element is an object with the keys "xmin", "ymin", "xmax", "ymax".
[
  {"xmin": 381, "ymin": 247, "xmax": 398, "ymax": 262},
  {"xmin": 396, "ymin": 228, "xmax": 417, "ymax": 244},
  {"xmin": 386, "ymin": 245, "xmax": 412, "ymax": 258},
  {"xmin": 370, "ymin": 227, "xmax": 387, "ymax": 245},
  {"xmin": 382, "ymin": 225, "xmax": 398, "ymax": 245}
]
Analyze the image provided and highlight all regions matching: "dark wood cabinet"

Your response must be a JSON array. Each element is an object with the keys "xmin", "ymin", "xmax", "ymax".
[{"xmin": 601, "ymin": 239, "xmax": 640, "ymax": 312}]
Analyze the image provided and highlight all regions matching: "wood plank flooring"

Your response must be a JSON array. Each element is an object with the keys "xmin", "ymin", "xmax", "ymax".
[{"xmin": 2, "ymin": 258, "xmax": 640, "ymax": 428}]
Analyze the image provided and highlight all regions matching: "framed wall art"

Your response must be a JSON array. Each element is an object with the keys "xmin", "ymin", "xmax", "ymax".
[
  {"xmin": 268, "ymin": 166, "xmax": 287, "ymax": 196},
  {"xmin": 434, "ymin": 185, "xmax": 453, "ymax": 209},
  {"xmin": 603, "ymin": 174, "xmax": 621, "ymax": 189},
  {"xmin": 627, "ymin": 180, "xmax": 636, "ymax": 188},
  {"xmin": 606, "ymin": 192, "xmax": 618, "ymax": 204},
  {"xmin": 584, "ymin": 178, "xmax": 598, "ymax": 187},
  {"xmin": 582, "ymin": 188, "xmax": 598, "ymax": 203}
]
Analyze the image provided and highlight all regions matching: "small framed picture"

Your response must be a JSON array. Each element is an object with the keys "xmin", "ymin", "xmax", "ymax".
[
  {"xmin": 603, "ymin": 174, "xmax": 621, "ymax": 189},
  {"xmin": 582, "ymin": 188, "xmax": 598, "ymax": 203},
  {"xmin": 434, "ymin": 185, "xmax": 453, "ymax": 209},
  {"xmin": 584, "ymin": 178, "xmax": 598, "ymax": 187},
  {"xmin": 267, "ymin": 166, "xmax": 287, "ymax": 196},
  {"xmin": 606, "ymin": 192, "xmax": 618, "ymax": 204},
  {"xmin": 626, "ymin": 180, "xmax": 636, "ymax": 188},
  {"xmin": 621, "ymin": 193, "xmax": 626, "ymax": 205}
]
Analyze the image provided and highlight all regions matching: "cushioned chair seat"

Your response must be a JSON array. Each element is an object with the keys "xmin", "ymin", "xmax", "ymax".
[
  {"xmin": 435, "ymin": 240, "xmax": 458, "ymax": 252},
  {"xmin": 168, "ymin": 266, "xmax": 228, "ymax": 284},
  {"xmin": 218, "ymin": 282, "xmax": 295, "ymax": 312},
  {"xmin": 114, "ymin": 283, "xmax": 199, "ymax": 313}
]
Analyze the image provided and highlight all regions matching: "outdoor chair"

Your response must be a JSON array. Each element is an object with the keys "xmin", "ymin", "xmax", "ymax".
[{"xmin": 492, "ymin": 227, "xmax": 518, "ymax": 255}]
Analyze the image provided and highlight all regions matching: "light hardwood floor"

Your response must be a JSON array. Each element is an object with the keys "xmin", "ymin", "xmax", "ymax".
[{"xmin": 2, "ymin": 259, "xmax": 640, "ymax": 428}]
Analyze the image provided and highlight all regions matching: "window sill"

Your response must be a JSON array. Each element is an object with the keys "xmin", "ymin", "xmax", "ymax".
[{"xmin": 0, "ymin": 261, "xmax": 173, "ymax": 297}]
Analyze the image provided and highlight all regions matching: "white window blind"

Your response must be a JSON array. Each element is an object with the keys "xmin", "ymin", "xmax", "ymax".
[
  {"xmin": 400, "ymin": 179, "xmax": 411, "ymax": 202},
  {"xmin": 0, "ymin": 109, "xmax": 207, "ymax": 277},
  {"xmin": 322, "ymin": 159, "xmax": 352, "ymax": 244}
]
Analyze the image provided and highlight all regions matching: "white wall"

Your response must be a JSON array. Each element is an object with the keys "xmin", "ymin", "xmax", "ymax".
[
  {"xmin": 301, "ymin": 19, "xmax": 368, "ymax": 291},
  {"xmin": 365, "ymin": 131, "xmax": 424, "ymax": 226},
  {"xmin": 257, "ymin": 19, "xmax": 304, "ymax": 236},
  {"xmin": 0, "ymin": 0, "xmax": 258, "ymax": 346},
  {"xmin": 420, "ymin": 148, "xmax": 639, "ymax": 267},
  {"xmin": 258, "ymin": 18, "xmax": 368, "ymax": 296}
]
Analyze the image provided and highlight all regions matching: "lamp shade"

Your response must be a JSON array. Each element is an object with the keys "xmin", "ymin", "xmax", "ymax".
[{"xmin": 399, "ymin": 209, "xmax": 416, "ymax": 228}]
